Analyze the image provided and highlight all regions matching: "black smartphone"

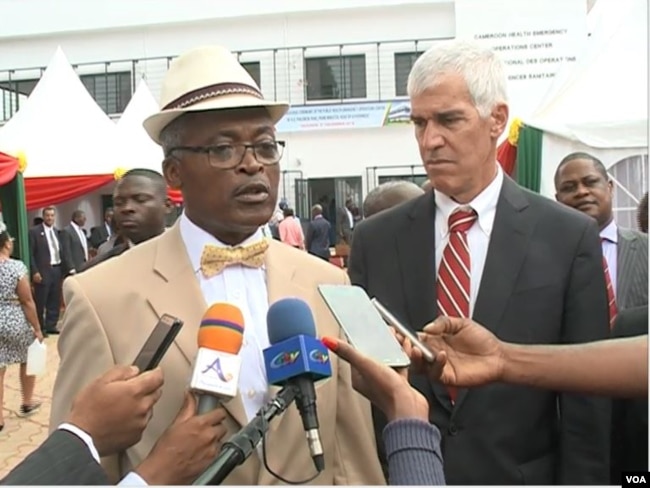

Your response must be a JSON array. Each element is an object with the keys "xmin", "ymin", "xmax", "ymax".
[{"xmin": 132, "ymin": 314, "xmax": 184, "ymax": 372}]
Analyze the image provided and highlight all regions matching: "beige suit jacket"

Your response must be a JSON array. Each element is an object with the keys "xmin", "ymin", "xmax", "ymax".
[{"xmin": 49, "ymin": 223, "xmax": 385, "ymax": 485}]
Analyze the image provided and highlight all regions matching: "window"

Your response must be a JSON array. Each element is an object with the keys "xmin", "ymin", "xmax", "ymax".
[
  {"xmin": 305, "ymin": 55, "xmax": 366, "ymax": 101},
  {"xmin": 240, "ymin": 61, "xmax": 262, "ymax": 88},
  {"xmin": 394, "ymin": 51, "xmax": 422, "ymax": 97},
  {"xmin": 80, "ymin": 72, "xmax": 132, "ymax": 114}
]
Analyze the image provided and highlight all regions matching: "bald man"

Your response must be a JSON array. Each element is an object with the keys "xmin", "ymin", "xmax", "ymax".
[{"xmin": 363, "ymin": 181, "xmax": 425, "ymax": 218}]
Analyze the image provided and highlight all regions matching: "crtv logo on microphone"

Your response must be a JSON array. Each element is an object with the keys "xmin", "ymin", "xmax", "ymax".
[
  {"xmin": 270, "ymin": 351, "xmax": 300, "ymax": 368},
  {"xmin": 202, "ymin": 357, "xmax": 234, "ymax": 382},
  {"xmin": 309, "ymin": 349, "xmax": 329, "ymax": 363}
]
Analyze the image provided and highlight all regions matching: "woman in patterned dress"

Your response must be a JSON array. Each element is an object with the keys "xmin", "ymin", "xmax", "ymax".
[{"xmin": 0, "ymin": 224, "xmax": 43, "ymax": 429}]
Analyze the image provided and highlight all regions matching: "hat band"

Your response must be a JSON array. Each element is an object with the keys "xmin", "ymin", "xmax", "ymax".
[{"xmin": 163, "ymin": 82, "xmax": 264, "ymax": 110}]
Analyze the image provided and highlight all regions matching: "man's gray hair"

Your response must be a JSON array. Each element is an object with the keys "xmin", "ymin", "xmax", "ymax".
[
  {"xmin": 159, "ymin": 115, "xmax": 188, "ymax": 154},
  {"xmin": 407, "ymin": 40, "xmax": 508, "ymax": 118}
]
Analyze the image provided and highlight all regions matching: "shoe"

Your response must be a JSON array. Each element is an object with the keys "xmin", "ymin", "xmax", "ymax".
[
  {"xmin": 45, "ymin": 329, "xmax": 59, "ymax": 335},
  {"xmin": 17, "ymin": 403, "xmax": 41, "ymax": 417},
  {"xmin": 0, "ymin": 424, "xmax": 4, "ymax": 432}
]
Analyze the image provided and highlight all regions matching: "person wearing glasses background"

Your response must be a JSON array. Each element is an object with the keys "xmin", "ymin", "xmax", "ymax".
[{"xmin": 49, "ymin": 46, "xmax": 385, "ymax": 485}]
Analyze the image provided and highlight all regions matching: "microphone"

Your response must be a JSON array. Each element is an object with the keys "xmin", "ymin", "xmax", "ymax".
[
  {"xmin": 262, "ymin": 298, "xmax": 332, "ymax": 472},
  {"xmin": 190, "ymin": 303, "xmax": 245, "ymax": 414}
]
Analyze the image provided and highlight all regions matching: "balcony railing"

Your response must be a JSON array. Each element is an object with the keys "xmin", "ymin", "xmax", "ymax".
[{"xmin": 0, "ymin": 37, "xmax": 452, "ymax": 122}]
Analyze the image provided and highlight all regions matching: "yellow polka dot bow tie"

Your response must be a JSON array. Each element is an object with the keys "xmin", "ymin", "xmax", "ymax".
[{"xmin": 200, "ymin": 240, "xmax": 269, "ymax": 278}]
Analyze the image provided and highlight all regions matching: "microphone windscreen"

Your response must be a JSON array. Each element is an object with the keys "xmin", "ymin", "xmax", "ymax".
[
  {"xmin": 267, "ymin": 298, "xmax": 317, "ymax": 344},
  {"xmin": 198, "ymin": 303, "xmax": 245, "ymax": 354}
]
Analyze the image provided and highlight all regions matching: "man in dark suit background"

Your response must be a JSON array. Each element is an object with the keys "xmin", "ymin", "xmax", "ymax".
[
  {"xmin": 555, "ymin": 153, "xmax": 648, "ymax": 313},
  {"xmin": 363, "ymin": 180, "xmax": 424, "ymax": 218},
  {"xmin": 28, "ymin": 206, "xmax": 71, "ymax": 336},
  {"xmin": 89, "ymin": 207, "xmax": 114, "ymax": 249},
  {"xmin": 61, "ymin": 209, "xmax": 90, "ymax": 275},
  {"xmin": 79, "ymin": 169, "xmax": 171, "ymax": 273},
  {"xmin": 609, "ymin": 305, "xmax": 648, "ymax": 484},
  {"xmin": 305, "ymin": 204, "xmax": 331, "ymax": 261},
  {"xmin": 348, "ymin": 40, "xmax": 611, "ymax": 485}
]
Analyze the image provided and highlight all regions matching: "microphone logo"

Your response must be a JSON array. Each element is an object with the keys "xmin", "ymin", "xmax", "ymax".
[
  {"xmin": 202, "ymin": 357, "xmax": 234, "ymax": 382},
  {"xmin": 270, "ymin": 351, "xmax": 300, "ymax": 368},
  {"xmin": 309, "ymin": 349, "xmax": 329, "ymax": 364}
]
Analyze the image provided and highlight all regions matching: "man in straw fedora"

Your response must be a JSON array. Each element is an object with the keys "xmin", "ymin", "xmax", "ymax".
[{"xmin": 49, "ymin": 46, "xmax": 385, "ymax": 485}]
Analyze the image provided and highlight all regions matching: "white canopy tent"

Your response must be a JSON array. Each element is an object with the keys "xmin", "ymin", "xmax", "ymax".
[
  {"xmin": 525, "ymin": 0, "xmax": 648, "ymax": 200},
  {"xmin": 115, "ymin": 78, "xmax": 164, "ymax": 173},
  {"xmin": 0, "ymin": 46, "xmax": 119, "ymax": 177}
]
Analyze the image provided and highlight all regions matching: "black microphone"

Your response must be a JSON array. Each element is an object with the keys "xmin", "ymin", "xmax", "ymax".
[
  {"xmin": 261, "ymin": 298, "xmax": 333, "ymax": 472},
  {"xmin": 192, "ymin": 387, "xmax": 297, "ymax": 485}
]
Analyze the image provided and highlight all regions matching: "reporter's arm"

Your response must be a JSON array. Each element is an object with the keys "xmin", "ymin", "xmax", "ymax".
[{"xmin": 501, "ymin": 336, "xmax": 648, "ymax": 398}]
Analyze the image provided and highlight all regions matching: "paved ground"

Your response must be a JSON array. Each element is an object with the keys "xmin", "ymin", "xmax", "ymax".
[{"xmin": 0, "ymin": 335, "xmax": 58, "ymax": 478}]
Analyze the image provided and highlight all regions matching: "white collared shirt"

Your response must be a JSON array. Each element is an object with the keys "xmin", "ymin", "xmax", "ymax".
[
  {"xmin": 434, "ymin": 164, "xmax": 504, "ymax": 317},
  {"xmin": 43, "ymin": 224, "xmax": 61, "ymax": 265},
  {"xmin": 600, "ymin": 219, "xmax": 618, "ymax": 296},
  {"xmin": 71, "ymin": 221, "xmax": 89, "ymax": 261},
  {"xmin": 179, "ymin": 212, "xmax": 270, "ymax": 422}
]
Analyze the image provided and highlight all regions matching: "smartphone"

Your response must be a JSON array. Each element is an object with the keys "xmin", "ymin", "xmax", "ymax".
[
  {"xmin": 318, "ymin": 284, "xmax": 411, "ymax": 368},
  {"xmin": 132, "ymin": 314, "xmax": 184, "ymax": 372},
  {"xmin": 370, "ymin": 298, "xmax": 436, "ymax": 363}
]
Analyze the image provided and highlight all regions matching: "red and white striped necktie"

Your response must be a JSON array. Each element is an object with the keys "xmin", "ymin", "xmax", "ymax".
[
  {"xmin": 601, "ymin": 239, "xmax": 617, "ymax": 329},
  {"xmin": 437, "ymin": 207, "xmax": 477, "ymax": 403}
]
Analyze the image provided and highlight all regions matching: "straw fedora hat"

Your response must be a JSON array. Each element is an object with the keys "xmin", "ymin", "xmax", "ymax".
[{"xmin": 143, "ymin": 45, "xmax": 289, "ymax": 145}]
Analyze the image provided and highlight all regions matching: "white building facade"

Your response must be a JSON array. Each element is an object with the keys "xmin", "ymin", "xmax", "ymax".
[{"xmin": 0, "ymin": 0, "xmax": 599, "ymax": 224}]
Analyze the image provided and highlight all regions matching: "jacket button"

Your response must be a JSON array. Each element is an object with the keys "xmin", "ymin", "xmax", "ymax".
[{"xmin": 448, "ymin": 424, "xmax": 459, "ymax": 436}]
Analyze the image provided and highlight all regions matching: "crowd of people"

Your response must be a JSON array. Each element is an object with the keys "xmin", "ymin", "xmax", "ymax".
[{"xmin": 0, "ymin": 38, "xmax": 647, "ymax": 486}]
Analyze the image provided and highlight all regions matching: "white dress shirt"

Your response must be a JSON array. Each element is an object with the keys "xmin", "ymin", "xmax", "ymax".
[
  {"xmin": 71, "ymin": 221, "xmax": 89, "ymax": 261},
  {"xmin": 434, "ymin": 164, "xmax": 504, "ymax": 317},
  {"xmin": 57, "ymin": 423, "xmax": 146, "ymax": 485},
  {"xmin": 43, "ymin": 224, "xmax": 61, "ymax": 265},
  {"xmin": 179, "ymin": 212, "xmax": 271, "ymax": 422},
  {"xmin": 600, "ymin": 219, "xmax": 618, "ymax": 297}
]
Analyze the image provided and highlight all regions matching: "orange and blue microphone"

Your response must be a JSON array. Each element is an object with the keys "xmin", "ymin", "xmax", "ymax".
[
  {"xmin": 263, "ymin": 298, "xmax": 331, "ymax": 472},
  {"xmin": 190, "ymin": 303, "xmax": 245, "ymax": 414}
]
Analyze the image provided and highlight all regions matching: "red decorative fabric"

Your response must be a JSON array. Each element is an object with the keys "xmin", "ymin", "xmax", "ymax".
[
  {"xmin": 0, "ymin": 152, "xmax": 19, "ymax": 186},
  {"xmin": 497, "ymin": 139, "xmax": 517, "ymax": 177},
  {"xmin": 24, "ymin": 175, "xmax": 113, "ymax": 210},
  {"xmin": 167, "ymin": 188, "xmax": 183, "ymax": 204}
]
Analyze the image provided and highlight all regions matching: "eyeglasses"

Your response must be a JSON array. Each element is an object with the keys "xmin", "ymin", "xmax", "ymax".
[{"xmin": 166, "ymin": 140, "xmax": 285, "ymax": 169}]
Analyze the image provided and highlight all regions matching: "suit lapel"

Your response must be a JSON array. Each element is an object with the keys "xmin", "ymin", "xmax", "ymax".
[
  {"xmin": 144, "ymin": 224, "xmax": 248, "ymax": 428},
  {"xmin": 453, "ymin": 177, "xmax": 533, "ymax": 409},
  {"xmin": 396, "ymin": 193, "xmax": 438, "ymax": 329},
  {"xmin": 394, "ymin": 194, "xmax": 455, "ymax": 410},
  {"xmin": 616, "ymin": 230, "xmax": 637, "ymax": 306}
]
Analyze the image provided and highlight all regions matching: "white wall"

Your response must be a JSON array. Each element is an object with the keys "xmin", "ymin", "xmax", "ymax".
[{"xmin": 0, "ymin": 3, "xmax": 455, "ymax": 106}]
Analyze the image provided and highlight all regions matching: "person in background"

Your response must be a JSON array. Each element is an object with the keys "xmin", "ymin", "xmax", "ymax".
[
  {"xmin": 61, "ymin": 209, "xmax": 89, "ymax": 276},
  {"xmin": 28, "ymin": 206, "xmax": 69, "ymax": 336},
  {"xmin": 90, "ymin": 207, "xmax": 114, "ymax": 249},
  {"xmin": 363, "ymin": 181, "xmax": 424, "ymax": 218},
  {"xmin": 278, "ymin": 207, "xmax": 305, "ymax": 249},
  {"xmin": 421, "ymin": 179, "xmax": 431, "ymax": 192},
  {"xmin": 79, "ymin": 169, "xmax": 172, "ymax": 273},
  {"xmin": 2, "ymin": 364, "xmax": 228, "ymax": 486},
  {"xmin": 32, "ymin": 217, "xmax": 43, "ymax": 227},
  {"xmin": 96, "ymin": 219, "xmax": 125, "ymax": 257},
  {"xmin": 0, "ymin": 224, "xmax": 43, "ymax": 425},
  {"xmin": 637, "ymin": 191, "xmax": 648, "ymax": 233},
  {"xmin": 305, "ymin": 204, "xmax": 332, "ymax": 261},
  {"xmin": 336, "ymin": 198, "xmax": 354, "ymax": 246},
  {"xmin": 555, "ymin": 152, "xmax": 648, "ymax": 314},
  {"xmin": 609, "ymin": 305, "xmax": 648, "ymax": 483}
]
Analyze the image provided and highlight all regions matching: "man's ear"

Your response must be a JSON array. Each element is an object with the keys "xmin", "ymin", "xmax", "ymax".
[{"xmin": 163, "ymin": 158, "xmax": 181, "ymax": 190}]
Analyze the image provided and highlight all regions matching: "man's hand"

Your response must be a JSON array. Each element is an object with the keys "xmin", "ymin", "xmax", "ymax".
[
  {"xmin": 322, "ymin": 336, "xmax": 429, "ymax": 422},
  {"xmin": 135, "ymin": 392, "xmax": 229, "ymax": 486},
  {"xmin": 420, "ymin": 316, "xmax": 505, "ymax": 387},
  {"xmin": 32, "ymin": 272, "xmax": 42, "ymax": 284},
  {"xmin": 65, "ymin": 365, "xmax": 164, "ymax": 456}
]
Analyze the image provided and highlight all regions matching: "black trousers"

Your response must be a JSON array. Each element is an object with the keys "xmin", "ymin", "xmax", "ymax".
[{"xmin": 33, "ymin": 265, "xmax": 62, "ymax": 332}]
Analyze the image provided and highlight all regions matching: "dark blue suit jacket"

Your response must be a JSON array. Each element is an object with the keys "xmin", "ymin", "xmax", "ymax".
[{"xmin": 306, "ymin": 216, "xmax": 331, "ymax": 259}]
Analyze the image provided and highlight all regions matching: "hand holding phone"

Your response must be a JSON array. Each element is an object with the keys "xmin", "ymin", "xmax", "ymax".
[
  {"xmin": 370, "ymin": 298, "xmax": 436, "ymax": 363},
  {"xmin": 133, "ymin": 314, "xmax": 184, "ymax": 372}
]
